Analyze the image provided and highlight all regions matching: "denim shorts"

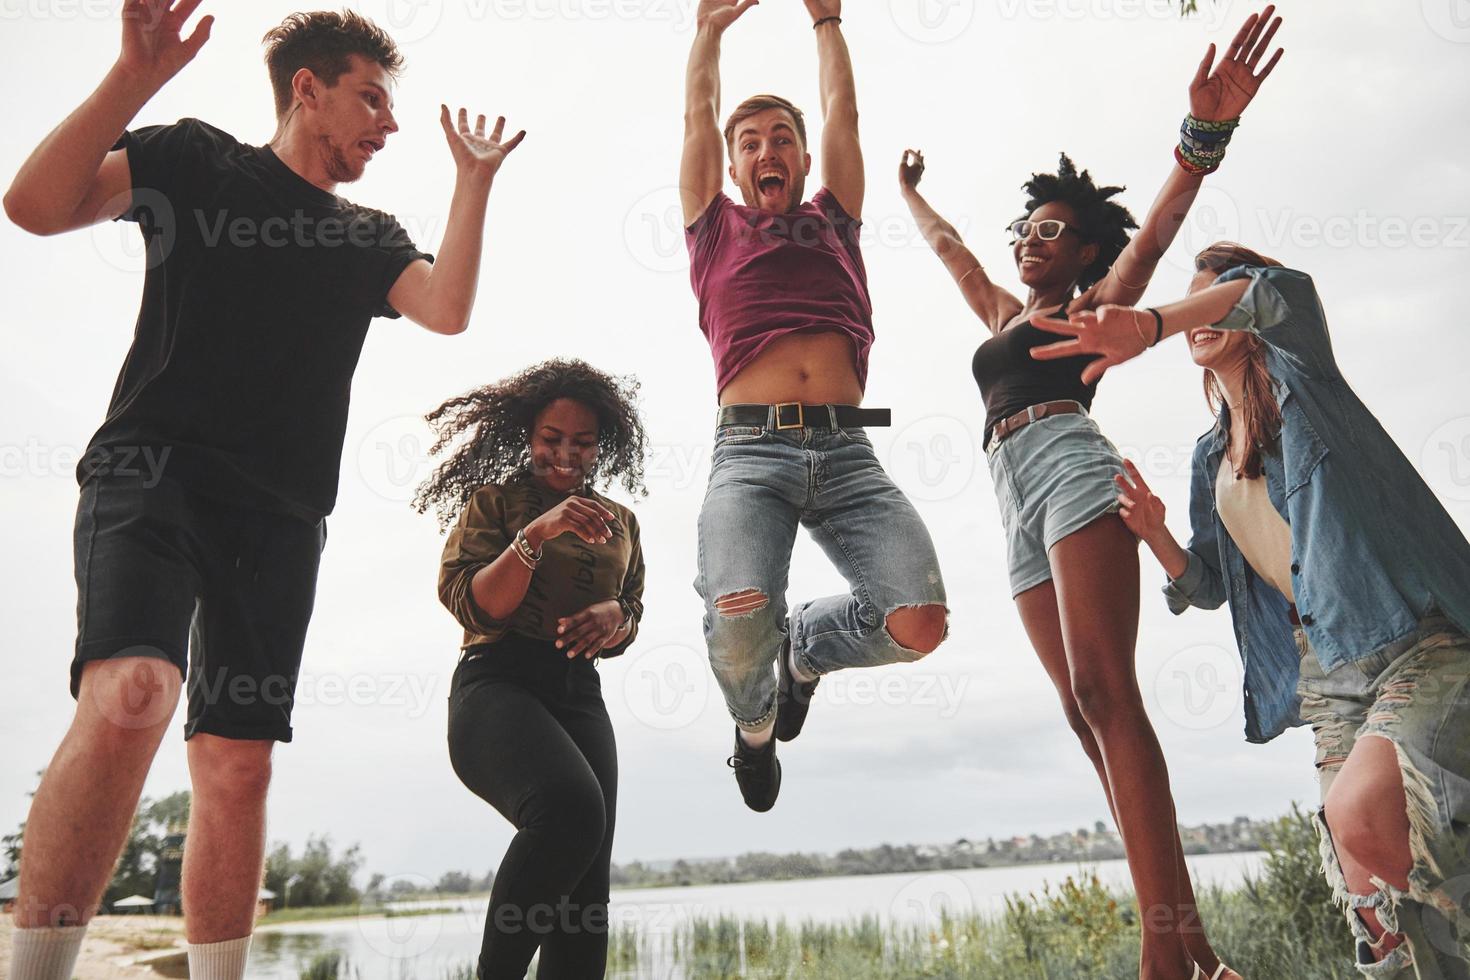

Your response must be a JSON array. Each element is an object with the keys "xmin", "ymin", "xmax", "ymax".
[
  {"xmin": 71, "ymin": 470, "xmax": 327, "ymax": 742},
  {"xmin": 1296, "ymin": 614, "xmax": 1470, "ymax": 977},
  {"xmin": 984, "ymin": 405, "xmax": 1126, "ymax": 597}
]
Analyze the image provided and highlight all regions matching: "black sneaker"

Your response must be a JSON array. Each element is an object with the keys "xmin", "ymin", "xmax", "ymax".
[
  {"xmin": 726, "ymin": 729, "xmax": 781, "ymax": 812},
  {"xmin": 775, "ymin": 639, "xmax": 819, "ymax": 742}
]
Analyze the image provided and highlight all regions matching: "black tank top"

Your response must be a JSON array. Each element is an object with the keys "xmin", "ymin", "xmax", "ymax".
[{"xmin": 971, "ymin": 303, "xmax": 1102, "ymax": 443}]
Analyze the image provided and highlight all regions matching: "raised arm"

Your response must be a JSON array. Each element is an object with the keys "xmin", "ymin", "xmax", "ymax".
[
  {"xmin": 1079, "ymin": 5, "xmax": 1283, "ymax": 310},
  {"xmin": 899, "ymin": 150, "xmax": 1021, "ymax": 335},
  {"xmin": 4, "ymin": 0, "xmax": 213, "ymax": 235},
  {"xmin": 386, "ymin": 108, "xmax": 523, "ymax": 335},
  {"xmin": 805, "ymin": 1, "xmax": 862, "ymax": 219},
  {"xmin": 681, "ymin": 0, "xmax": 757, "ymax": 226}
]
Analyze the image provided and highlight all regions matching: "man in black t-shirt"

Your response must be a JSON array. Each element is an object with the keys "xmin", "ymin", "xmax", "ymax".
[{"xmin": 3, "ymin": 5, "xmax": 523, "ymax": 979}]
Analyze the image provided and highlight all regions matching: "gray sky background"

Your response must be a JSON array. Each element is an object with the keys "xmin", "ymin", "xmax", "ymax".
[{"xmin": 3, "ymin": 0, "xmax": 1469, "ymax": 888}]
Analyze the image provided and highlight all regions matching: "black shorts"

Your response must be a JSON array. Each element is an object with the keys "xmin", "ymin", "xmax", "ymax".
[{"xmin": 71, "ymin": 471, "xmax": 326, "ymax": 742}]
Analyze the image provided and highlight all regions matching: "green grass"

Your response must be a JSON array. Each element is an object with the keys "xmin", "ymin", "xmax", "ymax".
[
  {"xmin": 262, "ymin": 903, "xmax": 459, "ymax": 926},
  {"xmin": 550, "ymin": 805, "xmax": 1359, "ymax": 979}
]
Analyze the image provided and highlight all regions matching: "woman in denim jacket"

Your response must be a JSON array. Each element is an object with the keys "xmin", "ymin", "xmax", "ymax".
[{"xmin": 1029, "ymin": 243, "xmax": 1470, "ymax": 979}]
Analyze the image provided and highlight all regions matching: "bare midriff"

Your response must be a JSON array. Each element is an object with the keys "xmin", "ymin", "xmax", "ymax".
[{"xmin": 718, "ymin": 330, "xmax": 864, "ymax": 406}]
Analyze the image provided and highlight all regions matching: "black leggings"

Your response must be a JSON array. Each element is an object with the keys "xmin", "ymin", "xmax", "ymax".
[{"xmin": 447, "ymin": 634, "xmax": 617, "ymax": 980}]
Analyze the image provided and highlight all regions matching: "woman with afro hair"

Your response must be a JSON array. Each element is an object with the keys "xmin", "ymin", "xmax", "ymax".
[
  {"xmin": 416, "ymin": 358, "xmax": 648, "ymax": 980},
  {"xmin": 900, "ymin": 9, "xmax": 1283, "ymax": 980}
]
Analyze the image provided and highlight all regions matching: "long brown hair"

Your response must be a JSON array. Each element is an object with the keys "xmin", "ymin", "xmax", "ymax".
[{"xmin": 1194, "ymin": 242, "xmax": 1284, "ymax": 479}]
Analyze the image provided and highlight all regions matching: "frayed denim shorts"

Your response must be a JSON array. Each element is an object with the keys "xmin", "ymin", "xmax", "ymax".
[{"xmin": 984, "ymin": 404, "xmax": 1126, "ymax": 597}]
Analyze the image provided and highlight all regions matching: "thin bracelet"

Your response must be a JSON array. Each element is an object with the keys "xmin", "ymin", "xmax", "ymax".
[
  {"xmin": 1130, "ymin": 309, "xmax": 1152, "ymax": 350},
  {"xmin": 1146, "ymin": 307, "xmax": 1165, "ymax": 347},
  {"xmin": 957, "ymin": 265, "xmax": 984, "ymax": 287},
  {"xmin": 1110, "ymin": 264, "xmax": 1147, "ymax": 291},
  {"xmin": 813, "ymin": 15, "xmax": 841, "ymax": 29},
  {"xmin": 511, "ymin": 546, "xmax": 537, "ymax": 571}
]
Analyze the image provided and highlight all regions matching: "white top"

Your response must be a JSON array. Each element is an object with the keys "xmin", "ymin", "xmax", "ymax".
[{"xmin": 1215, "ymin": 455, "xmax": 1295, "ymax": 603}]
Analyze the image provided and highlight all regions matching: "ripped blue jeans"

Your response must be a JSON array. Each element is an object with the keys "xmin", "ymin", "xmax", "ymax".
[
  {"xmin": 1297, "ymin": 613, "xmax": 1470, "ymax": 979},
  {"xmin": 695, "ymin": 419, "xmax": 948, "ymax": 732}
]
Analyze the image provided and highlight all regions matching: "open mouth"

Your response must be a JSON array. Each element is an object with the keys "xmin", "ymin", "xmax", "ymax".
[
  {"xmin": 358, "ymin": 139, "xmax": 384, "ymax": 159},
  {"xmin": 1189, "ymin": 327, "xmax": 1224, "ymax": 348},
  {"xmin": 756, "ymin": 169, "xmax": 787, "ymax": 202},
  {"xmin": 551, "ymin": 464, "xmax": 580, "ymax": 478},
  {"xmin": 1019, "ymin": 253, "xmax": 1047, "ymax": 270}
]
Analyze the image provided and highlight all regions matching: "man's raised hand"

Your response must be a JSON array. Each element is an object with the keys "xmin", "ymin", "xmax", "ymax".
[
  {"xmin": 802, "ymin": 0, "xmax": 841, "ymax": 22},
  {"xmin": 440, "ymin": 107, "xmax": 526, "ymax": 183},
  {"xmin": 698, "ymin": 0, "xmax": 759, "ymax": 34},
  {"xmin": 118, "ymin": 0, "xmax": 213, "ymax": 90}
]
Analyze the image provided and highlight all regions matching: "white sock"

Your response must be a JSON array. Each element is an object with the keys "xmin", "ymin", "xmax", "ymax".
[
  {"xmin": 10, "ymin": 924, "xmax": 87, "ymax": 980},
  {"xmin": 187, "ymin": 935, "xmax": 253, "ymax": 980},
  {"xmin": 739, "ymin": 724, "xmax": 774, "ymax": 749},
  {"xmin": 788, "ymin": 645, "xmax": 817, "ymax": 684}
]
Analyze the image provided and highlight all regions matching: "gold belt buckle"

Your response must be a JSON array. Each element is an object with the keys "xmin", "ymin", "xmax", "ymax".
[{"xmin": 774, "ymin": 402, "xmax": 805, "ymax": 430}]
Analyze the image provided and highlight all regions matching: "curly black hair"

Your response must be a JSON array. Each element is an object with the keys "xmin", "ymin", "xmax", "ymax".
[
  {"xmin": 413, "ymin": 358, "xmax": 648, "ymax": 531},
  {"xmin": 1011, "ymin": 153, "xmax": 1138, "ymax": 291}
]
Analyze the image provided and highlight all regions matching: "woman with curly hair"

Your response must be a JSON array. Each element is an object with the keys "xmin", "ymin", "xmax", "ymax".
[
  {"xmin": 415, "ymin": 358, "xmax": 648, "ymax": 980},
  {"xmin": 899, "ymin": 10, "xmax": 1283, "ymax": 980}
]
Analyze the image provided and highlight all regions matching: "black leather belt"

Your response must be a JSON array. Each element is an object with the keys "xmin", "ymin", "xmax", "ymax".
[{"xmin": 717, "ymin": 403, "xmax": 892, "ymax": 430}]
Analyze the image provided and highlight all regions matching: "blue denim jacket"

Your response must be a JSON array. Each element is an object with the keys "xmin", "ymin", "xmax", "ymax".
[{"xmin": 1163, "ymin": 265, "xmax": 1470, "ymax": 743}]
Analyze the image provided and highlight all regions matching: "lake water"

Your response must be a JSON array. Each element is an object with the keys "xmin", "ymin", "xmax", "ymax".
[{"xmin": 248, "ymin": 850, "xmax": 1266, "ymax": 979}]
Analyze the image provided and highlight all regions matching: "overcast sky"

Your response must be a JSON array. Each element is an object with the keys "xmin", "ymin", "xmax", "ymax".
[{"xmin": 3, "ymin": 0, "xmax": 1469, "ymax": 891}]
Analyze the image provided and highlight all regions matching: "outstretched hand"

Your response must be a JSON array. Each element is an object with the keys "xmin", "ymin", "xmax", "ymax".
[
  {"xmin": 118, "ymin": 0, "xmax": 213, "ymax": 89},
  {"xmin": 899, "ymin": 149, "xmax": 925, "ymax": 190},
  {"xmin": 1189, "ymin": 5, "xmax": 1284, "ymax": 122},
  {"xmin": 697, "ymin": 0, "xmax": 758, "ymax": 33},
  {"xmin": 440, "ymin": 107, "xmax": 525, "ymax": 182},
  {"xmin": 1029, "ymin": 305, "xmax": 1154, "ymax": 385}
]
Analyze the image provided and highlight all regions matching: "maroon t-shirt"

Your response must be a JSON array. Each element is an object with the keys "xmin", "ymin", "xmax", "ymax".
[{"xmin": 685, "ymin": 188, "xmax": 874, "ymax": 395}]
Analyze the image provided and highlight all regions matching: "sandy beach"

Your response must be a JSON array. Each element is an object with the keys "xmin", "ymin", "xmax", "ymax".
[{"xmin": 0, "ymin": 914, "xmax": 189, "ymax": 980}]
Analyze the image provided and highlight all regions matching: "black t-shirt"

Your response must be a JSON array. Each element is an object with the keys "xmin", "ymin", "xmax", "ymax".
[
  {"xmin": 971, "ymin": 304, "xmax": 1101, "ymax": 444},
  {"xmin": 80, "ymin": 117, "xmax": 433, "ymax": 523}
]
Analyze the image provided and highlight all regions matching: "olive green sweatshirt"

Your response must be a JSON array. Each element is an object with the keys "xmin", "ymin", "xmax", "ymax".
[{"xmin": 438, "ymin": 471, "xmax": 645, "ymax": 656}]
